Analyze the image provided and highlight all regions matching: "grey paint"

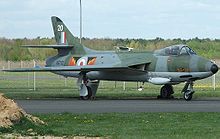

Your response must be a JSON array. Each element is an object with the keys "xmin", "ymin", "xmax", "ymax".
[
  {"xmin": 15, "ymin": 99, "xmax": 220, "ymax": 113},
  {"xmin": 189, "ymin": 55, "xmax": 199, "ymax": 72},
  {"xmin": 155, "ymin": 56, "xmax": 168, "ymax": 72}
]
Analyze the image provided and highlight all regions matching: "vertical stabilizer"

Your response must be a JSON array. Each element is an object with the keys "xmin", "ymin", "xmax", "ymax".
[{"xmin": 51, "ymin": 16, "xmax": 86, "ymax": 54}]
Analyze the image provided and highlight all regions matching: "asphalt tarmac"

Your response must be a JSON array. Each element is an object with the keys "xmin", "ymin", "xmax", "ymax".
[{"xmin": 15, "ymin": 99, "xmax": 220, "ymax": 114}]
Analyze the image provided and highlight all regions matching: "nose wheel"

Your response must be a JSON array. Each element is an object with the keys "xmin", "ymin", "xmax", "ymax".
[
  {"xmin": 183, "ymin": 90, "xmax": 193, "ymax": 101},
  {"xmin": 182, "ymin": 81, "xmax": 194, "ymax": 101}
]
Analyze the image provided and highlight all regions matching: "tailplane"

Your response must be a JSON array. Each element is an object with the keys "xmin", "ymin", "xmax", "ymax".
[{"xmin": 51, "ymin": 16, "xmax": 86, "ymax": 54}]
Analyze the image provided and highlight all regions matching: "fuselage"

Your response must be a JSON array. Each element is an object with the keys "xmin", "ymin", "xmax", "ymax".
[{"xmin": 45, "ymin": 45, "xmax": 218, "ymax": 85}]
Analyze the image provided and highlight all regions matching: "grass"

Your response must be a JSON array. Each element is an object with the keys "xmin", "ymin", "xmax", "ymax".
[
  {"xmin": 1, "ymin": 113, "xmax": 220, "ymax": 139},
  {"xmin": 1, "ymin": 73, "xmax": 220, "ymax": 138}
]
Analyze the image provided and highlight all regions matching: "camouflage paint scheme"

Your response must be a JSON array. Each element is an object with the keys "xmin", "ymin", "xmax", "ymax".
[
  {"xmin": 46, "ymin": 44, "xmax": 215, "ymax": 84},
  {"xmin": 5, "ymin": 16, "xmax": 218, "ymax": 101}
]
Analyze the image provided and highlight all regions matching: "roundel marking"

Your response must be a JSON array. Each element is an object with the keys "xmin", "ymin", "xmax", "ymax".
[{"xmin": 77, "ymin": 57, "xmax": 88, "ymax": 66}]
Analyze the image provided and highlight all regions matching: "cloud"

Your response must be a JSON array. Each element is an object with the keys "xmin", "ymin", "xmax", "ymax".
[{"xmin": 1, "ymin": 0, "xmax": 220, "ymax": 39}]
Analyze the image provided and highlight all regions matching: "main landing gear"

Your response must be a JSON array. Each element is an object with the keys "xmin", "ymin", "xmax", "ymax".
[
  {"xmin": 158, "ymin": 81, "xmax": 194, "ymax": 101},
  {"xmin": 158, "ymin": 84, "xmax": 174, "ymax": 99},
  {"xmin": 77, "ymin": 75, "xmax": 99, "ymax": 100}
]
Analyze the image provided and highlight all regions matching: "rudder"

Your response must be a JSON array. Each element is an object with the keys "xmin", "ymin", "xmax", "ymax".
[{"xmin": 51, "ymin": 16, "xmax": 86, "ymax": 54}]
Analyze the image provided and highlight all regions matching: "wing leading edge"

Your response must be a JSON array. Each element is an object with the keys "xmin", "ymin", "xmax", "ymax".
[
  {"xmin": 3, "ymin": 61, "xmax": 151, "ymax": 73},
  {"xmin": 3, "ymin": 65, "xmax": 128, "ymax": 72},
  {"xmin": 22, "ymin": 45, "xmax": 74, "ymax": 49}
]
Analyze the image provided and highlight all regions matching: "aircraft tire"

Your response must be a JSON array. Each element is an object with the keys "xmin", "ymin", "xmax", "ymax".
[
  {"xmin": 160, "ymin": 86, "xmax": 169, "ymax": 98},
  {"xmin": 183, "ymin": 91, "xmax": 193, "ymax": 101},
  {"xmin": 160, "ymin": 85, "xmax": 174, "ymax": 99},
  {"xmin": 80, "ymin": 86, "xmax": 92, "ymax": 100}
]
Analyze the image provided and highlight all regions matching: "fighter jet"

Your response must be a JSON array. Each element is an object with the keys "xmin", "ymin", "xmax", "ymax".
[{"xmin": 4, "ymin": 16, "xmax": 219, "ymax": 101}]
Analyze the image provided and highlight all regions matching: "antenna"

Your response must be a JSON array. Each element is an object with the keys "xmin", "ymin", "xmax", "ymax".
[{"xmin": 80, "ymin": 0, "xmax": 82, "ymax": 44}]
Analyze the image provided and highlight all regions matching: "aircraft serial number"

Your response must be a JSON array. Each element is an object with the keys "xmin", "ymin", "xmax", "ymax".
[{"xmin": 56, "ymin": 60, "xmax": 65, "ymax": 66}]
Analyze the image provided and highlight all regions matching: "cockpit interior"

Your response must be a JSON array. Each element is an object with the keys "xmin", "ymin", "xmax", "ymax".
[{"xmin": 155, "ymin": 45, "xmax": 196, "ymax": 56}]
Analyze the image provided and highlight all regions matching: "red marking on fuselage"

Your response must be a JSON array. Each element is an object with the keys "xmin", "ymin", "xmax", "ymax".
[
  {"xmin": 68, "ymin": 57, "xmax": 76, "ymax": 66},
  {"xmin": 64, "ymin": 32, "xmax": 66, "ymax": 44},
  {"xmin": 80, "ymin": 62, "xmax": 84, "ymax": 66}
]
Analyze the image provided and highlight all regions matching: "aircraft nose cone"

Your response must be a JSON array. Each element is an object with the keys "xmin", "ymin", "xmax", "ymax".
[{"xmin": 211, "ymin": 64, "xmax": 218, "ymax": 74}]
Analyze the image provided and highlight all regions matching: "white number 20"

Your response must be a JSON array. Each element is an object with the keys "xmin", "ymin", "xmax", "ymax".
[{"xmin": 57, "ymin": 25, "xmax": 63, "ymax": 32}]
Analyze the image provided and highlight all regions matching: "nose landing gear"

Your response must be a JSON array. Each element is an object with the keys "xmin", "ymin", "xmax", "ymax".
[{"xmin": 182, "ymin": 81, "xmax": 194, "ymax": 101}]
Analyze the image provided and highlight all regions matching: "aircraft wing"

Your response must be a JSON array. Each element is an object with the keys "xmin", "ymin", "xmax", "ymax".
[
  {"xmin": 3, "ymin": 56, "xmax": 152, "ymax": 73},
  {"xmin": 22, "ymin": 45, "xmax": 73, "ymax": 49},
  {"xmin": 3, "ymin": 65, "xmax": 128, "ymax": 72}
]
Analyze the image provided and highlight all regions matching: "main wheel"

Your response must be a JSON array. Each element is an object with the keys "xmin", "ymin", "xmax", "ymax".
[
  {"xmin": 183, "ymin": 91, "xmax": 193, "ymax": 101},
  {"xmin": 160, "ymin": 86, "xmax": 169, "ymax": 98},
  {"xmin": 80, "ymin": 86, "xmax": 92, "ymax": 100},
  {"xmin": 160, "ymin": 85, "xmax": 174, "ymax": 99}
]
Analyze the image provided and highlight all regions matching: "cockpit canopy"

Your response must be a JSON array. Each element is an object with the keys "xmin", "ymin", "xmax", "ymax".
[{"xmin": 155, "ymin": 45, "xmax": 196, "ymax": 56}]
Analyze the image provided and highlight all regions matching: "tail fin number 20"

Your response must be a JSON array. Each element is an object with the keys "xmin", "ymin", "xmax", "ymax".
[{"xmin": 57, "ymin": 25, "xmax": 63, "ymax": 32}]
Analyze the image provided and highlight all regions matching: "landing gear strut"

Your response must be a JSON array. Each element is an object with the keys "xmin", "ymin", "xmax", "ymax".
[
  {"xmin": 158, "ymin": 84, "xmax": 174, "ymax": 99},
  {"xmin": 80, "ymin": 84, "xmax": 93, "ymax": 100},
  {"xmin": 77, "ymin": 74, "xmax": 99, "ymax": 100},
  {"xmin": 77, "ymin": 75, "xmax": 91, "ymax": 100},
  {"xmin": 182, "ymin": 81, "xmax": 194, "ymax": 101}
]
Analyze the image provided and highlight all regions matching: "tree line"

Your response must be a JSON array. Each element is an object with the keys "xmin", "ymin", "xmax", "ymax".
[{"xmin": 0, "ymin": 37, "xmax": 220, "ymax": 61}]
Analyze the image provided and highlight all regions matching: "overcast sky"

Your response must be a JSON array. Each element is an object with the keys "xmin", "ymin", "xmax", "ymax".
[{"xmin": 1, "ymin": 0, "xmax": 220, "ymax": 39}]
